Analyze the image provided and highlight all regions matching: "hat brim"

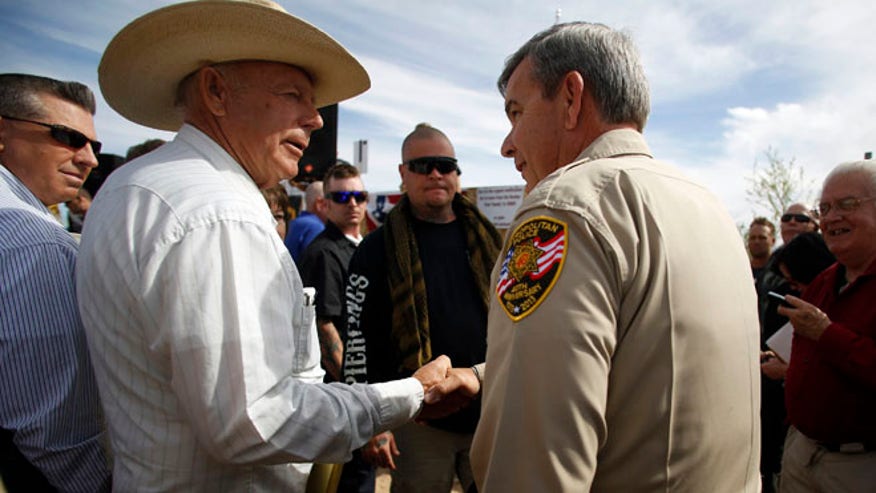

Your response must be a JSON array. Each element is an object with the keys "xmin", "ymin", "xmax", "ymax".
[{"xmin": 99, "ymin": 0, "xmax": 370, "ymax": 131}]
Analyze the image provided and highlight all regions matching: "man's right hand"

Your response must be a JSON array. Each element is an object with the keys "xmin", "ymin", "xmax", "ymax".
[
  {"xmin": 362, "ymin": 431, "xmax": 399, "ymax": 469},
  {"xmin": 412, "ymin": 355, "xmax": 451, "ymax": 391}
]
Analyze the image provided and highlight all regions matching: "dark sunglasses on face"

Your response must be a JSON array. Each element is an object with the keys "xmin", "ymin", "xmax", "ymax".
[
  {"xmin": 780, "ymin": 213, "xmax": 812, "ymax": 223},
  {"xmin": 1, "ymin": 115, "xmax": 102, "ymax": 154},
  {"xmin": 405, "ymin": 156, "xmax": 461, "ymax": 175},
  {"xmin": 326, "ymin": 190, "xmax": 369, "ymax": 204}
]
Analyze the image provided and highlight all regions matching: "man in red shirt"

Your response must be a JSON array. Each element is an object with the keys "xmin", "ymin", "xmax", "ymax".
[{"xmin": 779, "ymin": 160, "xmax": 876, "ymax": 492}]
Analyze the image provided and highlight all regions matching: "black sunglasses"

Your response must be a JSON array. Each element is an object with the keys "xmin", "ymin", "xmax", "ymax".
[
  {"xmin": 2, "ymin": 115, "xmax": 102, "ymax": 154},
  {"xmin": 326, "ymin": 190, "xmax": 369, "ymax": 204},
  {"xmin": 780, "ymin": 213, "xmax": 812, "ymax": 224},
  {"xmin": 405, "ymin": 156, "xmax": 461, "ymax": 175}
]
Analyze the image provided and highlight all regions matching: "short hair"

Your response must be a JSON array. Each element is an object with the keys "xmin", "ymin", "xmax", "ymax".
[
  {"xmin": 401, "ymin": 122, "xmax": 454, "ymax": 160},
  {"xmin": 322, "ymin": 161, "xmax": 361, "ymax": 190},
  {"xmin": 303, "ymin": 181, "xmax": 324, "ymax": 210},
  {"xmin": 125, "ymin": 138, "xmax": 166, "ymax": 162},
  {"xmin": 823, "ymin": 160, "xmax": 876, "ymax": 197},
  {"xmin": 498, "ymin": 22, "xmax": 650, "ymax": 132},
  {"xmin": 0, "ymin": 73, "xmax": 96, "ymax": 119},
  {"xmin": 749, "ymin": 217, "xmax": 776, "ymax": 238},
  {"xmin": 772, "ymin": 232, "xmax": 835, "ymax": 285},
  {"xmin": 262, "ymin": 185, "xmax": 290, "ymax": 221}
]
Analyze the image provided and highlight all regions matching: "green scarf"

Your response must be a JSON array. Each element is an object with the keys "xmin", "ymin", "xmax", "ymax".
[{"xmin": 384, "ymin": 193, "xmax": 502, "ymax": 373}]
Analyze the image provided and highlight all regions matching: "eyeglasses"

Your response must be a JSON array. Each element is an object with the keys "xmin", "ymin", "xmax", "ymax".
[
  {"xmin": 780, "ymin": 213, "xmax": 812, "ymax": 224},
  {"xmin": 1, "ymin": 115, "xmax": 102, "ymax": 154},
  {"xmin": 405, "ymin": 156, "xmax": 461, "ymax": 175},
  {"xmin": 326, "ymin": 190, "xmax": 369, "ymax": 205},
  {"xmin": 813, "ymin": 196, "xmax": 876, "ymax": 218}
]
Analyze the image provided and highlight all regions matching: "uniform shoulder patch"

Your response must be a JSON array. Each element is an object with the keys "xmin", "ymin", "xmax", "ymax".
[{"xmin": 496, "ymin": 215, "xmax": 567, "ymax": 321}]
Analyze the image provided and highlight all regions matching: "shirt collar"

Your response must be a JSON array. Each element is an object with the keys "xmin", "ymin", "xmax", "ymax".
[
  {"xmin": 176, "ymin": 123, "xmax": 267, "ymax": 208},
  {"xmin": 575, "ymin": 128, "xmax": 653, "ymax": 163},
  {"xmin": 0, "ymin": 162, "xmax": 55, "ymax": 219}
]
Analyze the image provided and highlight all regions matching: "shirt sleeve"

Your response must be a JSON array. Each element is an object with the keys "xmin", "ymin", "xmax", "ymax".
[
  {"xmin": 0, "ymin": 241, "xmax": 111, "ymax": 492},
  {"xmin": 150, "ymin": 220, "xmax": 421, "ymax": 464}
]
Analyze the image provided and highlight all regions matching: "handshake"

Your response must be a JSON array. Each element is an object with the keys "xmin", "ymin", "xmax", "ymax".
[
  {"xmin": 362, "ymin": 356, "xmax": 483, "ymax": 470},
  {"xmin": 411, "ymin": 355, "xmax": 482, "ymax": 421}
]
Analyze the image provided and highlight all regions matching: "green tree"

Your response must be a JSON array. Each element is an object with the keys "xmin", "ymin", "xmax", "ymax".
[{"xmin": 745, "ymin": 147, "xmax": 815, "ymax": 224}]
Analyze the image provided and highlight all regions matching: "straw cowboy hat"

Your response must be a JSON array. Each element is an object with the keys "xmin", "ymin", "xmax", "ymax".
[{"xmin": 99, "ymin": 0, "xmax": 370, "ymax": 131}]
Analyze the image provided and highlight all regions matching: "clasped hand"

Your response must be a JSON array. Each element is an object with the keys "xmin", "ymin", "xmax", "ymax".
[{"xmin": 410, "ymin": 357, "xmax": 482, "ymax": 421}]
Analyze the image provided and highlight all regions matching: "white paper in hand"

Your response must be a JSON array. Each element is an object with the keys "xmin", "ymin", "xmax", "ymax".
[{"xmin": 766, "ymin": 322, "xmax": 794, "ymax": 363}]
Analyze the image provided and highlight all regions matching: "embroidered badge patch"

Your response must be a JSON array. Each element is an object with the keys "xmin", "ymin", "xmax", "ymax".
[{"xmin": 496, "ymin": 216, "xmax": 567, "ymax": 321}]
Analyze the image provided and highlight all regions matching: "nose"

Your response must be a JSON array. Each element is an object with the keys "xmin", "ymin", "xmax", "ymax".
[
  {"xmin": 501, "ymin": 131, "xmax": 515, "ymax": 158},
  {"xmin": 73, "ymin": 143, "xmax": 99, "ymax": 170},
  {"xmin": 302, "ymin": 102, "xmax": 323, "ymax": 131}
]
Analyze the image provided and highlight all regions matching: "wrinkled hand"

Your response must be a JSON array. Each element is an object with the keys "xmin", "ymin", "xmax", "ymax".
[
  {"xmin": 412, "ymin": 355, "xmax": 451, "ymax": 391},
  {"xmin": 760, "ymin": 351, "xmax": 788, "ymax": 380},
  {"xmin": 418, "ymin": 367, "xmax": 481, "ymax": 422},
  {"xmin": 777, "ymin": 295, "xmax": 831, "ymax": 341},
  {"xmin": 361, "ymin": 431, "xmax": 399, "ymax": 469}
]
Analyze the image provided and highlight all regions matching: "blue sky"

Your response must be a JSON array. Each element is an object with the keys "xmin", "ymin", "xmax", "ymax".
[{"xmin": 2, "ymin": 0, "xmax": 874, "ymax": 224}]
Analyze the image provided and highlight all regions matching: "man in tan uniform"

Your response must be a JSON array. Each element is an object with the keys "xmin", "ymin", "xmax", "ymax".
[{"xmin": 468, "ymin": 22, "xmax": 761, "ymax": 491}]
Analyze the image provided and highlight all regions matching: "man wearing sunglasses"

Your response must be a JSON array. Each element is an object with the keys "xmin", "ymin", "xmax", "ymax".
[
  {"xmin": 754, "ymin": 202, "xmax": 820, "ymax": 491},
  {"xmin": 0, "ymin": 74, "xmax": 111, "ymax": 491},
  {"xmin": 775, "ymin": 161, "xmax": 876, "ymax": 492},
  {"xmin": 344, "ymin": 123, "xmax": 502, "ymax": 492},
  {"xmin": 299, "ymin": 162, "xmax": 376, "ymax": 491}
]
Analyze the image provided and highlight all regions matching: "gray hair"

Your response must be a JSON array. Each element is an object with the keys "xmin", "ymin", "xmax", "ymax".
[
  {"xmin": 0, "ymin": 73, "xmax": 96, "ymax": 119},
  {"xmin": 498, "ymin": 22, "xmax": 650, "ymax": 131},
  {"xmin": 823, "ymin": 160, "xmax": 876, "ymax": 197}
]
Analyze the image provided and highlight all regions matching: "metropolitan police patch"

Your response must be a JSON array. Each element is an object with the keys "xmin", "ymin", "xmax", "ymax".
[{"xmin": 496, "ymin": 216, "xmax": 567, "ymax": 321}]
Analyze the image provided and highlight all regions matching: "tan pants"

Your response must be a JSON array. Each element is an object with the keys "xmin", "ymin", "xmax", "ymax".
[
  {"xmin": 779, "ymin": 426, "xmax": 876, "ymax": 493},
  {"xmin": 389, "ymin": 422, "xmax": 474, "ymax": 493}
]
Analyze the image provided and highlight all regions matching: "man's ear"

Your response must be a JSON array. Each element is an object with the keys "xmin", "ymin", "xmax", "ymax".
[
  {"xmin": 198, "ymin": 67, "xmax": 232, "ymax": 117},
  {"xmin": 561, "ymin": 70, "xmax": 586, "ymax": 130}
]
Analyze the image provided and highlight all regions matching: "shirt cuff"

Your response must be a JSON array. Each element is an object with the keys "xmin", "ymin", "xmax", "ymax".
[{"xmin": 371, "ymin": 377, "xmax": 424, "ymax": 431}]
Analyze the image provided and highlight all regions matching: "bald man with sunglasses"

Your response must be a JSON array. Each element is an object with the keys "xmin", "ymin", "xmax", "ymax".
[
  {"xmin": 0, "ymin": 73, "xmax": 111, "ymax": 491},
  {"xmin": 343, "ymin": 123, "xmax": 502, "ymax": 492}
]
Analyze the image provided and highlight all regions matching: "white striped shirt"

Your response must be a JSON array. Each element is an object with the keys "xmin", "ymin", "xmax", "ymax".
[
  {"xmin": 0, "ymin": 164, "xmax": 111, "ymax": 492},
  {"xmin": 76, "ymin": 125, "xmax": 422, "ymax": 491}
]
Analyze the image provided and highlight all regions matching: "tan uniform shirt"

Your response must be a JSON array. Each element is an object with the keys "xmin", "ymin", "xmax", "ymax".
[{"xmin": 471, "ymin": 129, "xmax": 760, "ymax": 492}]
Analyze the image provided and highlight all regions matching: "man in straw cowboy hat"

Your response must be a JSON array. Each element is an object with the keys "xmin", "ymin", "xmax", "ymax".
[{"xmin": 76, "ymin": 1, "xmax": 453, "ymax": 490}]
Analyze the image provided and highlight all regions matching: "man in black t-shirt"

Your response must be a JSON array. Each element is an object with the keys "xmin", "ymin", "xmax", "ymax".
[{"xmin": 343, "ymin": 123, "xmax": 501, "ymax": 493}]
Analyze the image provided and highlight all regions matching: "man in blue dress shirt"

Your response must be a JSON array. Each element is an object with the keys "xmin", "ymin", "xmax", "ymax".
[{"xmin": 0, "ymin": 73, "xmax": 111, "ymax": 492}]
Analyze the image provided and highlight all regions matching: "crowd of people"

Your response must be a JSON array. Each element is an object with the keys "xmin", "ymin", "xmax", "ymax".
[{"xmin": 1, "ymin": 1, "xmax": 874, "ymax": 492}]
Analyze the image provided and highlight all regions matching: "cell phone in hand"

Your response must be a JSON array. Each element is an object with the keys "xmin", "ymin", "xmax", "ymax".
[{"xmin": 768, "ymin": 291, "xmax": 791, "ymax": 307}]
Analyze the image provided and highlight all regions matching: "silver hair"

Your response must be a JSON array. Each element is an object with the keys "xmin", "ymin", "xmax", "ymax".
[
  {"xmin": 498, "ymin": 22, "xmax": 650, "ymax": 131},
  {"xmin": 823, "ymin": 160, "xmax": 876, "ymax": 197}
]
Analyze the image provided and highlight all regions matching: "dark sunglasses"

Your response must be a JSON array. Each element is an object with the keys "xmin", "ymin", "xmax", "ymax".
[
  {"xmin": 2, "ymin": 115, "xmax": 102, "ymax": 154},
  {"xmin": 405, "ymin": 156, "xmax": 461, "ymax": 175},
  {"xmin": 326, "ymin": 190, "xmax": 369, "ymax": 204},
  {"xmin": 780, "ymin": 213, "xmax": 812, "ymax": 224}
]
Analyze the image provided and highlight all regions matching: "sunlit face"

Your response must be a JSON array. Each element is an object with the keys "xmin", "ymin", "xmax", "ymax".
[
  {"xmin": 747, "ymin": 224, "xmax": 775, "ymax": 260},
  {"xmin": 0, "ymin": 93, "xmax": 98, "ymax": 205},
  {"xmin": 780, "ymin": 203, "xmax": 817, "ymax": 244},
  {"xmin": 500, "ymin": 57, "xmax": 566, "ymax": 193},
  {"xmin": 217, "ymin": 62, "xmax": 323, "ymax": 189},
  {"xmin": 400, "ymin": 136, "xmax": 459, "ymax": 212},
  {"xmin": 818, "ymin": 171, "xmax": 876, "ymax": 274},
  {"xmin": 324, "ymin": 175, "xmax": 366, "ymax": 235}
]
